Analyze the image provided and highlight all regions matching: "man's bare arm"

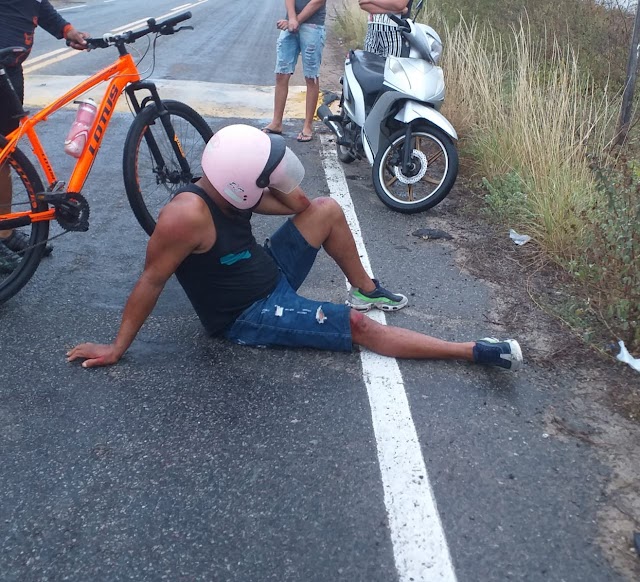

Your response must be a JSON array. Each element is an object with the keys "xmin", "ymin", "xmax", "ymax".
[
  {"xmin": 296, "ymin": 0, "xmax": 327, "ymax": 24},
  {"xmin": 253, "ymin": 186, "xmax": 311, "ymax": 216},
  {"xmin": 359, "ymin": 0, "xmax": 409, "ymax": 15},
  {"xmin": 66, "ymin": 196, "xmax": 209, "ymax": 368}
]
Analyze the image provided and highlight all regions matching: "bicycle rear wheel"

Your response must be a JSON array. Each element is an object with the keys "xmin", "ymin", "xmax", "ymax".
[
  {"xmin": 0, "ymin": 136, "xmax": 49, "ymax": 304},
  {"xmin": 123, "ymin": 99, "xmax": 213, "ymax": 236}
]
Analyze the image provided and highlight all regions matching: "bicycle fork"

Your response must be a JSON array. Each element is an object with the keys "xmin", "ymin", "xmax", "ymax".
[{"xmin": 126, "ymin": 82, "xmax": 191, "ymax": 178}]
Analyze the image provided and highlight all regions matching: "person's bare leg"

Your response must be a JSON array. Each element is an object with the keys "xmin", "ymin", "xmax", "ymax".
[
  {"xmin": 263, "ymin": 73, "xmax": 290, "ymax": 134},
  {"xmin": 0, "ymin": 162, "xmax": 12, "ymax": 239},
  {"xmin": 300, "ymin": 76, "xmax": 319, "ymax": 138},
  {"xmin": 350, "ymin": 309, "xmax": 475, "ymax": 360},
  {"xmin": 291, "ymin": 197, "xmax": 377, "ymax": 293}
]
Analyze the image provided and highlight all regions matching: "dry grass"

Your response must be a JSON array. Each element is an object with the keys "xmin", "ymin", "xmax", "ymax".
[
  {"xmin": 332, "ymin": 0, "xmax": 367, "ymax": 47},
  {"xmin": 419, "ymin": 9, "xmax": 619, "ymax": 260}
]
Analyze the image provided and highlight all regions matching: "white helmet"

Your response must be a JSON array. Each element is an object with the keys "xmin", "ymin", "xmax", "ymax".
[{"xmin": 201, "ymin": 124, "xmax": 305, "ymax": 210}]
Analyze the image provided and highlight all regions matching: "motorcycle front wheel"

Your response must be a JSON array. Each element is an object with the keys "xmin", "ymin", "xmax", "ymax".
[{"xmin": 372, "ymin": 124, "xmax": 458, "ymax": 213}]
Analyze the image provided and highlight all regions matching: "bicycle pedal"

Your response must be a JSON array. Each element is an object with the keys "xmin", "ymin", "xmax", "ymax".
[{"xmin": 37, "ymin": 192, "xmax": 67, "ymax": 204}]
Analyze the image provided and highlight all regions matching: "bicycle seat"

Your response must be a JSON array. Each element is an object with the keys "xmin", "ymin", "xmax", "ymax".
[
  {"xmin": 350, "ymin": 50, "xmax": 386, "ymax": 98},
  {"xmin": 0, "ymin": 46, "xmax": 26, "ymax": 68}
]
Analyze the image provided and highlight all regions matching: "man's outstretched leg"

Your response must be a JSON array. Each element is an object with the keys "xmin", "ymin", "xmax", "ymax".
[
  {"xmin": 349, "ymin": 310, "xmax": 523, "ymax": 370},
  {"xmin": 297, "ymin": 76, "xmax": 319, "ymax": 142},
  {"xmin": 291, "ymin": 197, "xmax": 408, "ymax": 310}
]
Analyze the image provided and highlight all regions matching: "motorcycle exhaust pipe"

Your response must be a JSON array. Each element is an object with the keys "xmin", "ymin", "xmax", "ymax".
[{"xmin": 317, "ymin": 104, "xmax": 346, "ymax": 143}]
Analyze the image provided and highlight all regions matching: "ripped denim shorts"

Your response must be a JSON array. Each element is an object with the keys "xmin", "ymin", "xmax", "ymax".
[{"xmin": 224, "ymin": 219, "xmax": 353, "ymax": 352}]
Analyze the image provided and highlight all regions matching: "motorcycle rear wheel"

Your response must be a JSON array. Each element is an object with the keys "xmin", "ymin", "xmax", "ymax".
[{"xmin": 372, "ymin": 124, "xmax": 458, "ymax": 214}]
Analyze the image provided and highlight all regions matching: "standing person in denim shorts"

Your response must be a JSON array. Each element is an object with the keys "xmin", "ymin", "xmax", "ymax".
[
  {"xmin": 67, "ymin": 125, "xmax": 523, "ymax": 372},
  {"xmin": 262, "ymin": 0, "xmax": 326, "ymax": 143},
  {"xmin": 360, "ymin": 0, "xmax": 411, "ymax": 57}
]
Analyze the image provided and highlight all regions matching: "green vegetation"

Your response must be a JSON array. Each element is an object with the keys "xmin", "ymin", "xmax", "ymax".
[{"xmin": 332, "ymin": 1, "xmax": 639, "ymax": 351}]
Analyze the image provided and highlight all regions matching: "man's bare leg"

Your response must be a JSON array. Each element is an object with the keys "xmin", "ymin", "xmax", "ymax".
[
  {"xmin": 350, "ymin": 309, "xmax": 475, "ymax": 360},
  {"xmin": 300, "ymin": 76, "xmax": 319, "ymax": 139},
  {"xmin": 263, "ymin": 73, "xmax": 291, "ymax": 134},
  {"xmin": 291, "ymin": 197, "xmax": 380, "ymax": 294}
]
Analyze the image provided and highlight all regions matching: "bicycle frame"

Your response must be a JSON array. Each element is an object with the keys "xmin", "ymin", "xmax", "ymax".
[{"xmin": 0, "ymin": 51, "xmax": 154, "ymax": 227}]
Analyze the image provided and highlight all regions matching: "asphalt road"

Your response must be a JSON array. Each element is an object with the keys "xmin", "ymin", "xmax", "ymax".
[{"xmin": 0, "ymin": 1, "xmax": 629, "ymax": 581}]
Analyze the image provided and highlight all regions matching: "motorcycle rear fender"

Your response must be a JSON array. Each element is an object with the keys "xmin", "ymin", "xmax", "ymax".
[{"xmin": 363, "ymin": 92, "xmax": 457, "ymax": 163}]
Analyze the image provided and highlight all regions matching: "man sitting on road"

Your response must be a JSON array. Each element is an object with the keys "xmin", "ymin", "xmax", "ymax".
[{"xmin": 67, "ymin": 124, "xmax": 523, "ymax": 371}]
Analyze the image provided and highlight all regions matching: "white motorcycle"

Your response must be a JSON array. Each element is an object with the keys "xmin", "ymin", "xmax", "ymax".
[{"xmin": 317, "ymin": 5, "xmax": 458, "ymax": 213}]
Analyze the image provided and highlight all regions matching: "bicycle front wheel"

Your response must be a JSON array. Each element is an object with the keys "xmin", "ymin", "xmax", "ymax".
[
  {"xmin": 123, "ymin": 100, "xmax": 213, "ymax": 236},
  {"xmin": 0, "ymin": 136, "xmax": 49, "ymax": 304}
]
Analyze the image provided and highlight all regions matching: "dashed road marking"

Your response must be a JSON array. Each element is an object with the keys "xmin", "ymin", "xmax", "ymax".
[{"xmin": 320, "ymin": 133, "xmax": 458, "ymax": 582}]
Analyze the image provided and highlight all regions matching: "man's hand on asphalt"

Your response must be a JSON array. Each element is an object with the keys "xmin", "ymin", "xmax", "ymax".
[{"xmin": 67, "ymin": 343, "xmax": 121, "ymax": 368}]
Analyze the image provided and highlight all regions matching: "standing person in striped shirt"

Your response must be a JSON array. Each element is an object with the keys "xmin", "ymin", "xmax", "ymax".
[{"xmin": 359, "ymin": 0, "xmax": 412, "ymax": 57}]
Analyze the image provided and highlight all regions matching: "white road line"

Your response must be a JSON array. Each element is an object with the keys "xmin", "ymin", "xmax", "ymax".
[
  {"xmin": 59, "ymin": 4, "xmax": 87, "ymax": 11},
  {"xmin": 24, "ymin": 2, "xmax": 209, "ymax": 73},
  {"xmin": 320, "ymin": 134, "xmax": 458, "ymax": 582}
]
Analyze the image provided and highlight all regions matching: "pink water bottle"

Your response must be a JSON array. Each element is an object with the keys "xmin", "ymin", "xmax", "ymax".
[{"xmin": 64, "ymin": 98, "xmax": 97, "ymax": 158}]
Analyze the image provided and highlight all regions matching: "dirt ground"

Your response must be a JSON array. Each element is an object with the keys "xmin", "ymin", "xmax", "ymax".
[{"xmin": 319, "ymin": 1, "xmax": 640, "ymax": 578}]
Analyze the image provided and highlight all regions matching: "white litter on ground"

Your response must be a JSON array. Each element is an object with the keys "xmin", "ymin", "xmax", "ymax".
[{"xmin": 617, "ymin": 340, "xmax": 640, "ymax": 373}]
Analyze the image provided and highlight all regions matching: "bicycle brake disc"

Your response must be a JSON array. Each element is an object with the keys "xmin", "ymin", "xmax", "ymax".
[{"xmin": 55, "ymin": 193, "xmax": 90, "ymax": 232}]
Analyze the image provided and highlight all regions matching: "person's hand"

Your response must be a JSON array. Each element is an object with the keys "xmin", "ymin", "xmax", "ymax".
[
  {"xmin": 276, "ymin": 19, "xmax": 289, "ymax": 30},
  {"xmin": 287, "ymin": 17, "xmax": 299, "ymax": 33},
  {"xmin": 67, "ymin": 343, "xmax": 122, "ymax": 368},
  {"xmin": 65, "ymin": 26, "xmax": 89, "ymax": 50}
]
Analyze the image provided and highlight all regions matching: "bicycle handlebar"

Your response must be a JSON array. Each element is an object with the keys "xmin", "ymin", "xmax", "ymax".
[{"xmin": 74, "ymin": 11, "xmax": 193, "ymax": 50}]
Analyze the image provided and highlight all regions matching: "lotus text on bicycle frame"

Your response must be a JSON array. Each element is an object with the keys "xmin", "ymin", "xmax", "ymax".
[{"xmin": 88, "ymin": 84, "xmax": 120, "ymax": 156}]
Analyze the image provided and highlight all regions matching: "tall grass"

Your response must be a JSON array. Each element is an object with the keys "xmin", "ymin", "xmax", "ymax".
[
  {"xmin": 332, "ymin": 1, "xmax": 367, "ymax": 46},
  {"xmin": 440, "ymin": 16, "xmax": 618, "ymax": 257}
]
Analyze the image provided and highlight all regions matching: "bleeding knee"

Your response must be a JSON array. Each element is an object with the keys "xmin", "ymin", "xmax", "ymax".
[{"xmin": 349, "ymin": 309, "xmax": 372, "ymax": 341}]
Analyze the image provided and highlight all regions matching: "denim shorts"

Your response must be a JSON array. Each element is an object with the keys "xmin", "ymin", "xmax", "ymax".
[
  {"xmin": 224, "ymin": 219, "xmax": 353, "ymax": 351},
  {"xmin": 275, "ymin": 23, "xmax": 326, "ymax": 79}
]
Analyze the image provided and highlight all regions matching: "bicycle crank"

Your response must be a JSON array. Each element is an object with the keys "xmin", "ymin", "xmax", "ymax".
[{"xmin": 37, "ymin": 192, "xmax": 90, "ymax": 232}]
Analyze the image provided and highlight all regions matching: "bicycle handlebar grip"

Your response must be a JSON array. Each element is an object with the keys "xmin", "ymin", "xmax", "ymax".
[
  {"xmin": 82, "ymin": 37, "xmax": 110, "ymax": 49},
  {"xmin": 160, "ymin": 11, "xmax": 192, "ymax": 29}
]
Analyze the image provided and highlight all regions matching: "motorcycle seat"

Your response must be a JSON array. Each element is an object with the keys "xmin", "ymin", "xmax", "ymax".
[{"xmin": 350, "ymin": 50, "xmax": 385, "ymax": 99}]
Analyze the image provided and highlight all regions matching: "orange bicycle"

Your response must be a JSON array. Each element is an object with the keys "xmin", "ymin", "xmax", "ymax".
[{"xmin": 0, "ymin": 11, "xmax": 212, "ymax": 303}]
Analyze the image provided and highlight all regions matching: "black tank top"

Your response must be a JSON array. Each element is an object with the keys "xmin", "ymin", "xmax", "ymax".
[{"xmin": 175, "ymin": 185, "xmax": 279, "ymax": 335}]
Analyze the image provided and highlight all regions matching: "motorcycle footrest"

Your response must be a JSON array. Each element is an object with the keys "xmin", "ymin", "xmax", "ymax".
[{"xmin": 337, "ymin": 138, "xmax": 351, "ymax": 147}]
